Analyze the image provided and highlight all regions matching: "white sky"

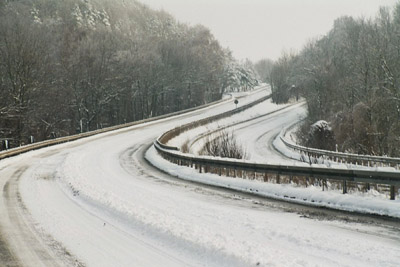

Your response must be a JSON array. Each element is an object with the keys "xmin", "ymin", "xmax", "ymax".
[{"xmin": 141, "ymin": 0, "xmax": 399, "ymax": 62}]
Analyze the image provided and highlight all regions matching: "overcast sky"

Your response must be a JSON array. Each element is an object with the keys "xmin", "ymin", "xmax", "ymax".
[{"xmin": 142, "ymin": 0, "xmax": 398, "ymax": 62}]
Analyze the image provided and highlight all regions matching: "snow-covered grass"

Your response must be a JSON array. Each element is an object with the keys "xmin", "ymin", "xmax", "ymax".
[{"xmin": 146, "ymin": 146, "xmax": 400, "ymax": 218}]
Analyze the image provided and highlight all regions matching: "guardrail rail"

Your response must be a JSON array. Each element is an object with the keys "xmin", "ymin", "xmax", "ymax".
[
  {"xmin": 279, "ymin": 125, "xmax": 400, "ymax": 170},
  {"xmin": 155, "ymin": 99, "xmax": 400, "ymax": 201},
  {"xmin": 0, "ymin": 93, "xmax": 234, "ymax": 160}
]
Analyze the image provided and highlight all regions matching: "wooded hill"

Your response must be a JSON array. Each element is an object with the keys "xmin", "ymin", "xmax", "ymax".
[
  {"xmin": 265, "ymin": 4, "xmax": 400, "ymax": 157},
  {"xmin": 0, "ymin": 0, "xmax": 258, "ymax": 148}
]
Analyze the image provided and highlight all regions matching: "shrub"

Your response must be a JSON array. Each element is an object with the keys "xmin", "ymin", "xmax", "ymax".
[
  {"xmin": 201, "ymin": 130, "xmax": 248, "ymax": 159},
  {"xmin": 306, "ymin": 120, "xmax": 336, "ymax": 151}
]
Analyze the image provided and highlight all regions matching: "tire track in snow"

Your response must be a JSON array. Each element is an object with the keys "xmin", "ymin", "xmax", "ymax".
[{"xmin": 0, "ymin": 166, "xmax": 84, "ymax": 267}]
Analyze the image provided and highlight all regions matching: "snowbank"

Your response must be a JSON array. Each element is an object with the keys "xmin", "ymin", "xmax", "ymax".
[{"xmin": 146, "ymin": 146, "xmax": 400, "ymax": 218}]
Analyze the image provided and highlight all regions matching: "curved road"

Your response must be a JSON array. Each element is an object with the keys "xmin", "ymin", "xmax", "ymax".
[
  {"xmin": 230, "ymin": 101, "xmax": 307, "ymax": 164},
  {"xmin": 0, "ymin": 90, "xmax": 399, "ymax": 266}
]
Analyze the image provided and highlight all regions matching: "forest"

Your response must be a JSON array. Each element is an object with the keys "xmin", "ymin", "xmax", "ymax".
[
  {"xmin": 0, "ymin": 0, "xmax": 258, "ymax": 148},
  {"xmin": 262, "ymin": 4, "xmax": 400, "ymax": 157}
]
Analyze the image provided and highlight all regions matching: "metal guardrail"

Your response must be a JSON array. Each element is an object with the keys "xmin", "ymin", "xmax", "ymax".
[
  {"xmin": 0, "ymin": 87, "xmax": 270, "ymax": 160},
  {"xmin": 158, "ymin": 94, "xmax": 272, "ymax": 145},
  {"xmin": 0, "ymin": 95, "xmax": 232, "ymax": 160},
  {"xmin": 155, "ymin": 101, "xmax": 400, "ymax": 200},
  {"xmin": 279, "ymin": 127, "xmax": 400, "ymax": 169},
  {"xmin": 155, "ymin": 141, "xmax": 400, "ymax": 200}
]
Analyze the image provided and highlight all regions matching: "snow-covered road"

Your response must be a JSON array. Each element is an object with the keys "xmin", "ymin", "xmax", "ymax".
[
  {"xmin": 0, "ymin": 88, "xmax": 399, "ymax": 266},
  {"xmin": 226, "ymin": 101, "xmax": 307, "ymax": 164}
]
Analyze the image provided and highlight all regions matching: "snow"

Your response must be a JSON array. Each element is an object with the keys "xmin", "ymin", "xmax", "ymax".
[
  {"xmin": 146, "ymin": 146, "xmax": 400, "ymax": 218},
  {"xmin": 167, "ymin": 99, "xmax": 309, "ymax": 164},
  {"xmin": 146, "ymin": 147, "xmax": 400, "ymax": 266},
  {"xmin": 1, "ymin": 85, "xmax": 399, "ymax": 266},
  {"xmin": 152, "ymin": 96, "xmax": 400, "ymax": 216},
  {"xmin": 167, "ymin": 96, "xmax": 292, "ymax": 155},
  {"xmin": 167, "ymin": 93, "xmax": 399, "ymax": 174},
  {"xmin": 274, "ymin": 127, "xmax": 400, "ymax": 172},
  {"xmin": 311, "ymin": 120, "xmax": 332, "ymax": 131}
]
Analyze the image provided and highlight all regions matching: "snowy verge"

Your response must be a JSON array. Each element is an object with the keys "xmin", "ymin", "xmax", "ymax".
[
  {"xmin": 274, "ymin": 126, "xmax": 400, "ymax": 172},
  {"xmin": 166, "ymin": 99, "xmax": 292, "ymax": 153},
  {"xmin": 145, "ymin": 146, "xmax": 400, "ymax": 219},
  {"xmin": 276, "ymin": 118, "xmax": 400, "ymax": 170}
]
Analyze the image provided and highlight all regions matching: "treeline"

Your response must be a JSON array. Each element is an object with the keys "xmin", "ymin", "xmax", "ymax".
[
  {"xmin": 0, "ymin": 0, "xmax": 258, "ymax": 148},
  {"xmin": 263, "ymin": 4, "xmax": 400, "ymax": 157}
]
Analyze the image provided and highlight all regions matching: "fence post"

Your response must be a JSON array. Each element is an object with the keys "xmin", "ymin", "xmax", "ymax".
[{"xmin": 390, "ymin": 185, "xmax": 396, "ymax": 200}]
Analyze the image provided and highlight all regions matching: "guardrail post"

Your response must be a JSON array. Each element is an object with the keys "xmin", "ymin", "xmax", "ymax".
[
  {"xmin": 309, "ymin": 175, "xmax": 314, "ymax": 187},
  {"xmin": 343, "ymin": 180, "xmax": 347, "ymax": 194},
  {"xmin": 390, "ymin": 186, "xmax": 396, "ymax": 200}
]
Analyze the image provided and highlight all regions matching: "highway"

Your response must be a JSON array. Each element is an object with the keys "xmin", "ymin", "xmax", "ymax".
[{"xmin": 0, "ymin": 89, "xmax": 399, "ymax": 266}]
